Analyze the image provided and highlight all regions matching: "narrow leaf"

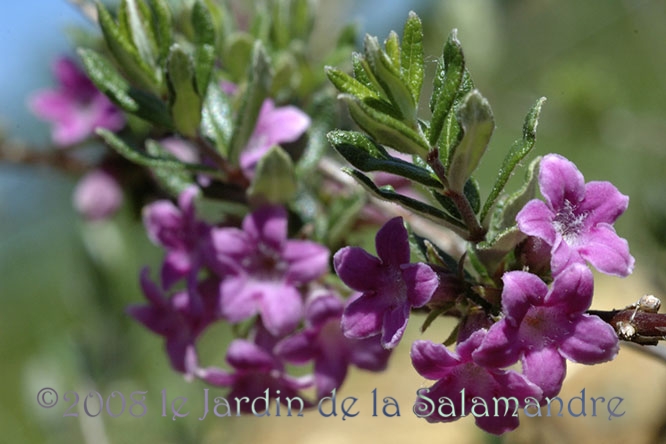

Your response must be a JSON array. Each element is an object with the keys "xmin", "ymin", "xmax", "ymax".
[
  {"xmin": 447, "ymin": 90, "xmax": 494, "ymax": 192},
  {"xmin": 385, "ymin": 31, "xmax": 401, "ymax": 68},
  {"xmin": 480, "ymin": 97, "xmax": 546, "ymax": 223},
  {"xmin": 400, "ymin": 11, "xmax": 424, "ymax": 105},
  {"xmin": 228, "ymin": 41, "xmax": 272, "ymax": 165},
  {"xmin": 166, "ymin": 45, "xmax": 202, "ymax": 137},
  {"xmin": 327, "ymin": 130, "xmax": 442, "ymax": 187},
  {"xmin": 247, "ymin": 145, "xmax": 297, "ymax": 204},
  {"xmin": 340, "ymin": 94, "xmax": 429, "ymax": 155},
  {"xmin": 325, "ymin": 66, "xmax": 380, "ymax": 100},
  {"xmin": 201, "ymin": 82, "xmax": 233, "ymax": 156},
  {"xmin": 149, "ymin": 0, "xmax": 172, "ymax": 61},
  {"xmin": 345, "ymin": 168, "xmax": 468, "ymax": 236},
  {"xmin": 429, "ymin": 30, "xmax": 464, "ymax": 146}
]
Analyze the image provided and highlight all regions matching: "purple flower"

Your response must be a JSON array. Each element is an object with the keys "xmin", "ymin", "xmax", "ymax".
[
  {"xmin": 127, "ymin": 268, "xmax": 220, "ymax": 376},
  {"xmin": 516, "ymin": 153, "xmax": 634, "ymax": 277},
  {"xmin": 472, "ymin": 264, "xmax": 619, "ymax": 398},
  {"xmin": 197, "ymin": 327, "xmax": 314, "ymax": 411},
  {"xmin": 239, "ymin": 99, "xmax": 310, "ymax": 176},
  {"xmin": 412, "ymin": 331, "xmax": 542, "ymax": 435},
  {"xmin": 29, "ymin": 57, "xmax": 125, "ymax": 146},
  {"xmin": 209, "ymin": 206, "xmax": 329, "ymax": 336},
  {"xmin": 275, "ymin": 291, "xmax": 391, "ymax": 398},
  {"xmin": 143, "ymin": 186, "xmax": 210, "ymax": 289},
  {"xmin": 72, "ymin": 168, "xmax": 123, "ymax": 221},
  {"xmin": 333, "ymin": 217, "xmax": 438, "ymax": 349}
]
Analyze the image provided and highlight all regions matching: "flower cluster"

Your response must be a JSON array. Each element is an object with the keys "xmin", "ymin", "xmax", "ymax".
[
  {"xmin": 402, "ymin": 154, "xmax": 631, "ymax": 434},
  {"xmin": 129, "ymin": 187, "xmax": 391, "ymax": 402}
]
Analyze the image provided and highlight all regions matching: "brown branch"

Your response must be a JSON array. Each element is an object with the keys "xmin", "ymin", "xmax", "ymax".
[
  {"xmin": 0, "ymin": 142, "xmax": 89, "ymax": 174},
  {"xmin": 588, "ymin": 308, "xmax": 666, "ymax": 346}
]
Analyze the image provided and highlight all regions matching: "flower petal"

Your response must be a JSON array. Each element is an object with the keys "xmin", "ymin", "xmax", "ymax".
[
  {"xmin": 348, "ymin": 335, "xmax": 391, "ymax": 371},
  {"xmin": 375, "ymin": 217, "xmax": 410, "ymax": 265},
  {"xmin": 380, "ymin": 303, "xmax": 410, "ymax": 348},
  {"xmin": 501, "ymin": 271, "xmax": 548, "ymax": 326},
  {"xmin": 220, "ymin": 276, "xmax": 260, "ymax": 322},
  {"xmin": 341, "ymin": 293, "xmax": 385, "ymax": 339},
  {"xmin": 242, "ymin": 205, "xmax": 287, "ymax": 250},
  {"xmin": 333, "ymin": 246, "xmax": 382, "ymax": 292},
  {"xmin": 305, "ymin": 292, "xmax": 343, "ymax": 328},
  {"xmin": 516, "ymin": 199, "xmax": 557, "ymax": 245},
  {"xmin": 258, "ymin": 102, "xmax": 311, "ymax": 145},
  {"xmin": 226, "ymin": 339, "xmax": 275, "ymax": 371},
  {"xmin": 539, "ymin": 154, "xmax": 586, "ymax": 211},
  {"xmin": 472, "ymin": 320, "xmax": 521, "ymax": 368},
  {"xmin": 142, "ymin": 200, "xmax": 184, "ymax": 248},
  {"xmin": 522, "ymin": 346, "xmax": 566, "ymax": 398},
  {"xmin": 579, "ymin": 181, "xmax": 629, "ymax": 226},
  {"xmin": 259, "ymin": 283, "xmax": 303, "ymax": 336},
  {"xmin": 284, "ymin": 240, "xmax": 330, "ymax": 284},
  {"xmin": 544, "ymin": 263, "xmax": 593, "ymax": 313},
  {"xmin": 579, "ymin": 224, "xmax": 634, "ymax": 277},
  {"xmin": 410, "ymin": 340, "xmax": 459, "ymax": 380},
  {"xmin": 275, "ymin": 332, "xmax": 317, "ymax": 363},
  {"xmin": 401, "ymin": 263, "xmax": 438, "ymax": 307},
  {"xmin": 314, "ymin": 350, "xmax": 348, "ymax": 398},
  {"xmin": 559, "ymin": 315, "xmax": 619, "ymax": 364}
]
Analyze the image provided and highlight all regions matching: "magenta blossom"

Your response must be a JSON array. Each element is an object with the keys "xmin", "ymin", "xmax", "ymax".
[
  {"xmin": 275, "ymin": 291, "xmax": 391, "ymax": 398},
  {"xmin": 143, "ymin": 186, "xmax": 210, "ymax": 289},
  {"xmin": 473, "ymin": 264, "xmax": 619, "ymax": 398},
  {"xmin": 209, "ymin": 206, "xmax": 329, "ymax": 336},
  {"xmin": 239, "ymin": 99, "xmax": 310, "ymax": 176},
  {"xmin": 127, "ymin": 268, "xmax": 220, "ymax": 376},
  {"xmin": 197, "ymin": 326, "xmax": 314, "ymax": 411},
  {"xmin": 72, "ymin": 168, "xmax": 123, "ymax": 221},
  {"xmin": 412, "ymin": 330, "xmax": 542, "ymax": 435},
  {"xmin": 29, "ymin": 57, "xmax": 124, "ymax": 146},
  {"xmin": 516, "ymin": 153, "xmax": 634, "ymax": 277},
  {"xmin": 333, "ymin": 217, "xmax": 438, "ymax": 349}
]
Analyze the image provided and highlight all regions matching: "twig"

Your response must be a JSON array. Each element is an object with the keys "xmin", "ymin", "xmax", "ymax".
[
  {"xmin": 0, "ymin": 141, "xmax": 89, "ymax": 173},
  {"xmin": 589, "ymin": 308, "xmax": 666, "ymax": 345}
]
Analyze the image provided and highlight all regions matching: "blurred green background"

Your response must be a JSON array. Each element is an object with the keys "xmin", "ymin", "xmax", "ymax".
[{"xmin": 1, "ymin": 1, "xmax": 666, "ymax": 443}]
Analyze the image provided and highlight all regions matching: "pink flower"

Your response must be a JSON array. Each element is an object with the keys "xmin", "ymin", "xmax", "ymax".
[
  {"xmin": 412, "ymin": 331, "xmax": 542, "ymax": 435},
  {"xmin": 473, "ymin": 265, "xmax": 619, "ymax": 398},
  {"xmin": 239, "ymin": 99, "xmax": 310, "ymax": 176},
  {"xmin": 208, "ymin": 206, "xmax": 329, "ymax": 336},
  {"xmin": 72, "ymin": 168, "xmax": 123, "ymax": 221},
  {"xmin": 333, "ymin": 217, "xmax": 438, "ymax": 349},
  {"xmin": 29, "ymin": 57, "xmax": 124, "ymax": 146},
  {"xmin": 516, "ymin": 154, "xmax": 634, "ymax": 277}
]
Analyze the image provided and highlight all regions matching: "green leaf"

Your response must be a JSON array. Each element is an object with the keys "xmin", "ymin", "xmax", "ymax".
[
  {"xmin": 224, "ymin": 33, "xmax": 254, "ymax": 81},
  {"xmin": 290, "ymin": 0, "xmax": 315, "ymax": 41},
  {"xmin": 400, "ymin": 11, "xmax": 424, "ymax": 106},
  {"xmin": 480, "ymin": 97, "xmax": 546, "ymax": 223},
  {"xmin": 351, "ymin": 52, "xmax": 376, "ymax": 91},
  {"xmin": 465, "ymin": 177, "xmax": 481, "ymax": 214},
  {"xmin": 364, "ymin": 34, "xmax": 416, "ymax": 123},
  {"xmin": 270, "ymin": 0, "xmax": 290, "ymax": 49},
  {"xmin": 345, "ymin": 168, "xmax": 468, "ymax": 236},
  {"xmin": 420, "ymin": 304, "xmax": 453, "ymax": 334},
  {"xmin": 429, "ymin": 30, "xmax": 464, "ymax": 146},
  {"xmin": 96, "ymin": 1, "xmax": 159, "ymax": 92},
  {"xmin": 201, "ymin": 82, "xmax": 233, "ymax": 156},
  {"xmin": 145, "ymin": 139, "xmax": 196, "ymax": 195},
  {"xmin": 166, "ymin": 44, "xmax": 202, "ymax": 137},
  {"xmin": 97, "ymin": 129, "xmax": 215, "ymax": 172},
  {"xmin": 124, "ymin": 0, "xmax": 157, "ymax": 68},
  {"xmin": 78, "ymin": 48, "xmax": 172, "ymax": 127},
  {"xmin": 149, "ymin": 0, "xmax": 172, "ymax": 61},
  {"xmin": 410, "ymin": 232, "xmax": 460, "ymax": 272},
  {"xmin": 191, "ymin": 2, "xmax": 216, "ymax": 95},
  {"xmin": 296, "ymin": 93, "xmax": 335, "ymax": 176},
  {"xmin": 247, "ymin": 145, "xmax": 297, "ymax": 204},
  {"xmin": 323, "ymin": 192, "xmax": 367, "ymax": 247},
  {"xmin": 385, "ymin": 31, "xmax": 401, "ymax": 68},
  {"xmin": 487, "ymin": 156, "xmax": 542, "ymax": 236},
  {"xmin": 447, "ymin": 90, "xmax": 494, "ymax": 192},
  {"xmin": 475, "ymin": 226, "xmax": 527, "ymax": 273},
  {"xmin": 340, "ymin": 94, "xmax": 429, "ymax": 155},
  {"xmin": 327, "ymin": 130, "xmax": 441, "ymax": 187},
  {"xmin": 325, "ymin": 66, "xmax": 380, "ymax": 100},
  {"xmin": 191, "ymin": 1, "xmax": 216, "ymax": 46},
  {"xmin": 228, "ymin": 41, "xmax": 272, "ymax": 165}
]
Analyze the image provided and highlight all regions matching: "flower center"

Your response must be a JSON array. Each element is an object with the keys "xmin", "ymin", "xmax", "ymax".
[
  {"xmin": 241, "ymin": 242, "xmax": 288, "ymax": 280},
  {"xmin": 553, "ymin": 200, "xmax": 587, "ymax": 244}
]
